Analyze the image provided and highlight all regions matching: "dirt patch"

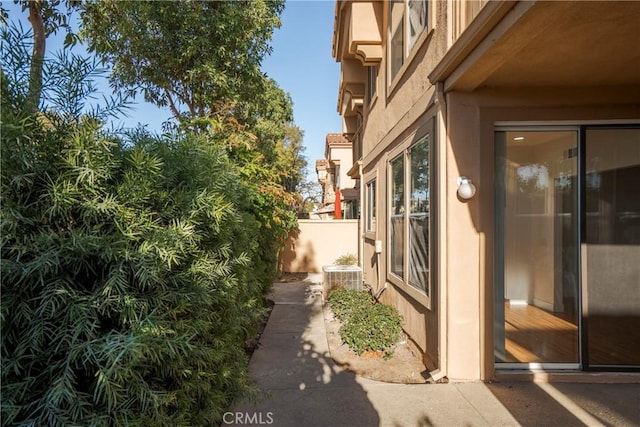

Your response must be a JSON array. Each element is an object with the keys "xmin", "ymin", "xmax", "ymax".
[{"xmin": 323, "ymin": 304, "xmax": 430, "ymax": 384}]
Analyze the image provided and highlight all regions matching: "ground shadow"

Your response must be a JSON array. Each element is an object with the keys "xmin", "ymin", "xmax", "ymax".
[
  {"xmin": 227, "ymin": 279, "xmax": 380, "ymax": 426},
  {"xmin": 487, "ymin": 381, "xmax": 640, "ymax": 427}
]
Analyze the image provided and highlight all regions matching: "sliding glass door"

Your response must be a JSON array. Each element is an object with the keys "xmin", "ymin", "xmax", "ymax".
[
  {"xmin": 584, "ymin": 128, "xmax": 640, "ymax": 368},
  {"xmin": 496, "ymin": 126, "xmax": 640, "ymax": 370},
  {"xmin": 495, "ymin": 130, "xmax": 580, "ymax": 366}
]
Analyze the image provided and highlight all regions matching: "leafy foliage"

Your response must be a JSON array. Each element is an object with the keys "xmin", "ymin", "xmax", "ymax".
[
  {"xmin": 334, "ymin": 253, "xmax": 358, "ymax": 266},
  {"xmin": 1, "ymin": 20, "xmax": 290, "ymax": 426},
  {"xmin": 80, "ymin": 0, "xmax": 285, "ymax": 124},
  {"xmin": 6, "ymin": 0, "xmax": 82, "ymax": 112},
  {"xmin": 78, "ymin": 0, "xmax": 306, "ymax": 236},
  {"xmin": 327, "ymin": 289, "xmax": 374, "ymax": 321},
  {"xmin": 328, "ymin": 290, "xmax": 403, "ymax": 358},
  {"xmin": 0, "ymin": 107, "xmax": 269, "ymax": 427},
  {"xmin": 1, "ymin": 21, "xmax": 129, "ymax": 119}
]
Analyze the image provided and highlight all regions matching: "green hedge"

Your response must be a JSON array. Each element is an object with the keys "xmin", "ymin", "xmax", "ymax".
[{"xmin": 0, "ymin": 105, "xmax": 280, "ymax": 426}]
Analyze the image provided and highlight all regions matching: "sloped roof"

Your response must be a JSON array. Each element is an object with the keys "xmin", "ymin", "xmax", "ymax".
[
  {"xmin": 315, "ymin": 159, "xmax": 328, "ymax": 171},
  {"xmin": 326, "ymin": 133, "xmax": 350, "ymax": 146}
]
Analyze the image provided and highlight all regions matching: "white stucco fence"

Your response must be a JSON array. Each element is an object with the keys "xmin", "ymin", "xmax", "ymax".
[{"xmin": 278, "ymin": 219, "xmax": 358, "ymax": 273}]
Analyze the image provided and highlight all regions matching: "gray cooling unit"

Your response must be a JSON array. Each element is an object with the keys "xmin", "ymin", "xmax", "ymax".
[{"xmin": 322, "ymin": 265, "xmax": 363, "ymax": 297}]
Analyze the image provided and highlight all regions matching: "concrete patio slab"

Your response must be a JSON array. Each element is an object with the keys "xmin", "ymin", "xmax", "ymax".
[{"xmin": 228, "ymin": 279, "xmax": 640, "ymax": 427}]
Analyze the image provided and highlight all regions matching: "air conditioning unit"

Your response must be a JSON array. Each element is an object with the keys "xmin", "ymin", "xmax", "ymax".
[{"xmin": 322, "ymin": 265, "xmax": 363, "ymax": 299}]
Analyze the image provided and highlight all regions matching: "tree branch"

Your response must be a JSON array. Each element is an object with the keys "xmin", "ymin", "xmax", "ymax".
[
  {"xmin": 26, "ymin": 0, "xmax": 46, "ymax": 112},
  {"xmin": 163, "ymin": 88, "xmax": 184, "ymax": 122},
  {"xmin": 182, "ymin": 84, "xmax": 196, "ymax": 118}
]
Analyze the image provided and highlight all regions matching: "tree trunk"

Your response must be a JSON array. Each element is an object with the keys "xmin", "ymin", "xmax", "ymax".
[{"xmin": 26, "ymin": 0, "xmax": 46, "ymax": 112}]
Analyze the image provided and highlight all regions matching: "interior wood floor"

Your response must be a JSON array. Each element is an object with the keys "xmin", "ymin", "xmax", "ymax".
[
  {"xmin": 504, "ymin": 302, "xmax": 579, "ymax": 363},
  {"xmin": 504, "ymin": 302, "xmax": 640, "ymax": 366}
]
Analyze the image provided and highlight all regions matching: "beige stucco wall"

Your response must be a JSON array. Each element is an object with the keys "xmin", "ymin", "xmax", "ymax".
[
  {"xmin": 335, "ymin": 0, "xmax": 640, "ymax": 382},
  {"xmin": 279, "ymin": 220, "xmax": 359, "ymax": 273},
  {"xmin": 361, "ymin": 0, "xmax": 448, "ymax": 162},
  {"xmin": 360, "ymin": 85, "xmax": 640, "ymax": 381},
  {"xmin": 354, "ymin": 0, "xmax": 449, "ymax": 374},
  {"xmin": 445, "ymin": 87, "xmax": 640, "ymax": 381},
  {"xmin": 330, "ymin": 146, "xmax": 357, "ymax": 190}
]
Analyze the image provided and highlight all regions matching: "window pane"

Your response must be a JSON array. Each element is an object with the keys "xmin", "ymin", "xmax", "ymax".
[
  {"xmin": 408, "ymin": 0, "xmax": 428, "ymax": 50},
  {"xmin": 496, "ymin": 131, "xmax": 579, "ymax": 363},
  {"xmin": 585, "ymin": 128, "xmax": 640, "ymax": 367},
  {"xmin": 409, "ymin": 138, "xmax": 429, "ymax": 293},
  {"xmin": 367, "ymin": 179, "xmax": 377, "ymax": 232},
  {"xmin": 366, "ymin": 66, "xmax": 377, "ymax": 105},
  {"xmin": 389, "ymin": 0, "xmax": 404, "ymax": 81},
  {"xmin": 390, "ymin": 154, "xmax": 404, "ymax": 278}
]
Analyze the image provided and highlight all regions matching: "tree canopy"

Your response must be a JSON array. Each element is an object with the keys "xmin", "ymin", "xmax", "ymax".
[
  {"xmin": 78, "ymin": 0, "xmax": 308, "ymax": 206},
  {"xmin": 1, "ymin": 1, "xmax": 313, "ymax": 424},
  {"xmin": 80, "ymin": 0, "xmax": 285, "ymax": 124}
]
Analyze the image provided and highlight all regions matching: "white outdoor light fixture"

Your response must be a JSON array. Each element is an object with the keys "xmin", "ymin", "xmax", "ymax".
[{"xmin": 457, "ymin": 176, "xmax": 476, "ymax": 200}]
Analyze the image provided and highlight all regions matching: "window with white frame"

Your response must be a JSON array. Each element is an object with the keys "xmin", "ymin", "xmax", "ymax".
[
  {"xmin": 366, "ymin": 179, "xmax": 377, "ymax": 232},
  {"xmin": 388, "ymin": 0, "xmax": 430, "ymax": 83},
  {"xmin": 388, "ymin": 135, "xmax": 431, "ymax": 297}
]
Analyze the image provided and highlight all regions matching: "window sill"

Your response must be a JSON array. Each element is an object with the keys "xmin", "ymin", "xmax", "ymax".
[{"xmin": 387, "ymin": 276, "xmax": 432, "ymax": 310}]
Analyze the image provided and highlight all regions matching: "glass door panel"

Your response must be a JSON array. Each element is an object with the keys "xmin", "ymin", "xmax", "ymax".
[
  {"xmin": 584, "ymin": 128, "xmax": 640, "ymax": 367},
  {"xmin": 496, "ymin": 131, "xmax": 579, "ymax": 364}
]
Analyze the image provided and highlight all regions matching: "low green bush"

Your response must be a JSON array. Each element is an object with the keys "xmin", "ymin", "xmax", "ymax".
[
  {"xmin": 327, "ymin": 288, "xmax": 372, "ymax": 321},
  {"xmin": 327, "ymin": 289, "xmax": 403, "ymax": 358},
  {"xmin": 334, "ymin": 253, "xmax": 358, "ymax": 266}
]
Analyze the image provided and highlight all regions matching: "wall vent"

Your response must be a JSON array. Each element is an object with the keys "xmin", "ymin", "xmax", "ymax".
[{"xmin": 322, "ymin": 265, "xmax": 363, "ymax": 298}]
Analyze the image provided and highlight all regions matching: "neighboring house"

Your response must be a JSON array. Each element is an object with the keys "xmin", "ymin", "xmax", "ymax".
[
  {"xmin": 316, "ymin": 133, "xmax": 359, "ymax": 219},
  {"xmin": 332, "ymin": 0, "xmax": 640, "ymax": 382}
]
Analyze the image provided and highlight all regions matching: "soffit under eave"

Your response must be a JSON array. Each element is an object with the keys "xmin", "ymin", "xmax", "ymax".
[
  {"xmin": 459, "ymin": 1, "xmax": 640, "ymax": 90},
  {"xmin": 430, "ymin": 1, "xmax": 640, "ymax": 91},
  {"xmin": 339, "ymin": 83, "xmax": 364, "ymax": 117},
  {"xmin": 347, "ymin": 160, "xmax": 362, "ymax": 179},
  {"xmin": 427, "ymin": 0, "xmax": 516, "ymax": 87}
]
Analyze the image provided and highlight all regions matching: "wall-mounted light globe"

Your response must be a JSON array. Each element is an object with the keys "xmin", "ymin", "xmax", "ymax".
[{"xmin": 457, "ymin": 176, "xmax": 476, "ymax": 200}]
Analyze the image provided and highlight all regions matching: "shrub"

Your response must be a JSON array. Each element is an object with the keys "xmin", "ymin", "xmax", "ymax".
[
  {"xmin": 327, "ymin": 289, "xmax": 403, "ymax": 358},
  {"xmin": 0, "ymin": 34, "xmax": 286, "ymax": 425},
  {"xmin": 1, "ymin": 110, "xmax": 266, "ymax": 425},
  {"xmin": 334, "ymin": 253, "xmax": 358, "ymax": 266},
  {"xmin": 327, "ymin": 288, "xmax": 373, "ymax": 321}
]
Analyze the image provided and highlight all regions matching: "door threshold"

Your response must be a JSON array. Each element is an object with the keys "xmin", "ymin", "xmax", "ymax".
[{"xmin": 494, "ymin": 369, "xmax": 640, "ymax": 383}]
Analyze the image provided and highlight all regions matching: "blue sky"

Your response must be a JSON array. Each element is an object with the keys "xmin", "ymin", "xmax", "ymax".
[
  {"xmin": 264, "ymin": 1, "xmax": 342, "ymax": 175},
  {"xmin": 4, "ymin": 0, "xmax": 342, "ymax": 179}
]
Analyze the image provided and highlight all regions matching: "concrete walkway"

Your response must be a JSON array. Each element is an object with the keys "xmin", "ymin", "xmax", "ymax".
[{"xmin": 228, "ymin": 277, "xmax": 640, "ymax": 427}]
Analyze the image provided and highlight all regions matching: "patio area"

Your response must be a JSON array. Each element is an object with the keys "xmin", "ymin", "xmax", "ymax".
[{"xmin": 228, "ymin": 276, "xmax": 640, "ymax": 426}]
